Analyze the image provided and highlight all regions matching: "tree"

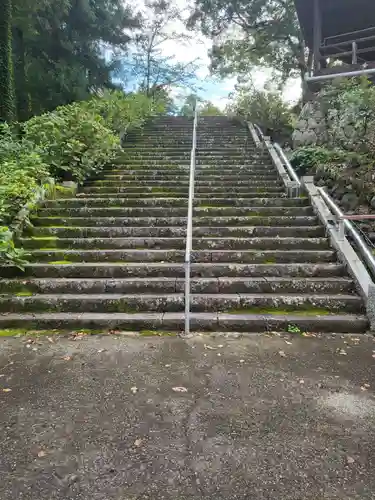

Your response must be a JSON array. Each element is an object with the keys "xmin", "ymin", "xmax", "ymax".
[
  {"xmin": 0, "ymin": 0, "xmax": 16, "ymax": 122},
  {"xmin": 122, "ymin": 0, "xmax": 199, "ymax": 97},
  {"xmin": 200, "ymin": 101, "xmax": 223, "ymax": 116},
  {"xmin": 226, "ymin": 82, "xmax": 293, "ymax": 143},
  {"xmin": 180, "ymin": 93, "xmax": 201, "ymax": 116},
  {"xmin": 10, "ymin": 0, "xmax": 139, "ymax": 118},
  {"xmin": 188, "ymin": 0, "xmax": 311, "ymax": 89}
]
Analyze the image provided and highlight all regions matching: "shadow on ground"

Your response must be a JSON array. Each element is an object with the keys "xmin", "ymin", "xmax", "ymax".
[{"xmin": 0, "ymin": 332, "xmax": 374, "ymax": 499}]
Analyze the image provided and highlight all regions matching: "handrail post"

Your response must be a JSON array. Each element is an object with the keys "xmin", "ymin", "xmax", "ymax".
[{"xmin": 184, "ymin": 104, "xmax": 198, "ymax": 335}]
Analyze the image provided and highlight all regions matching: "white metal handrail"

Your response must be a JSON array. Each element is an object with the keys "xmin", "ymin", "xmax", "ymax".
[
  {"xmin": 184, "ymin": 103, "xmax": 198, "ymax": 335},
  {"xmin": 273, "ymin": 143, "xmax": 301, "ymax": 186},
  {"xmin": 251, "ymin": 122, "xmax": 375, "ymax": 282},
  {"xmin": 252, "ymin": 123, "xmax": 301, "ymax": 196},
  {"xmin": 318, "ymin": 187, "xmax": 375, "ymax": 277}
]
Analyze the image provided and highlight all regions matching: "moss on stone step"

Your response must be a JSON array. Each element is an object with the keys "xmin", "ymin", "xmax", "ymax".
[
  {"xmin": 225, "ymin": 307, "xmax": 333, "ymax": 316},
  {"xmin": 139, "ymin": 330, "xmax": 176, "ymax": 337},
  {"xmin": 48, "ymin": 260, "xmax": 73, "ymax": 265}
]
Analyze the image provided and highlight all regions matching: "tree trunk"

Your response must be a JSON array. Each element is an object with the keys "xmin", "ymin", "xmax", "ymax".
[
  {"xmin": 0, "ymin": 0, "xmax": 16, "ymax": 122},
  {"xmin": 13, "ymin": 27, "xmax": 30, "ymax": 121}
]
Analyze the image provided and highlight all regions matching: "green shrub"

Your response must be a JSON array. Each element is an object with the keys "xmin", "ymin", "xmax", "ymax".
[
  {"xmin": 0, "ymin": 125, "xmax": 49, "ymax": 225},
  {"xmin": 290, "ymin": 145, "xmax": 367, "ymax": 179},
  {"xmin": 0, "ymin": 227, "xmax": 29, "ymax": 270},
  {"xmin": 0, "ymin": 91, "xmax": 163, "ymax": 266},
  {"xmin": 24, "ymin": 103, "xmax": 120, "ymax": 183},
  {"xmin": 84, "ymin": 90, "xmax": 165, "ymax": 135},
  {"xmin": 226, "ymin": 84, "xmax": 294, "ymax": 144}
]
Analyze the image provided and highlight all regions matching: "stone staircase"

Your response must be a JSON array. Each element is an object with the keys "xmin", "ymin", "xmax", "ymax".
[{"xmin": 0, "ymin": 116, "xmax": 369, "ymax": 333}]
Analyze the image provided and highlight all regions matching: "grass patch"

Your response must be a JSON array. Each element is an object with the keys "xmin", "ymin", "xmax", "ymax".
[
  {"xmin": 139, "ymin": 330, "xmax": 177, "ymax": 337},
  {"xmin": 48, "ymin": 260, "xmax": 73, "ymax": 265},
  {"xmin": 31, "ymin": 236, "xmax": 58, "ymax": 240},
  {"xmin": 15, "ymin": 291, "xmax": 33, "ymax": 297},
  {"xmin": 263, "ymin": 258, "xmax": 276, "ymax": 264},
  {"xmin": 225, "ymin": 307, "xmax": 333, "ymax": 316}
]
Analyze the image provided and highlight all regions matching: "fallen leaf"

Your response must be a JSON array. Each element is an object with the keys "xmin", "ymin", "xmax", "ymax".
[
  {"xmin": 97, "ymin": 349, "xmax": 106, "ymax": 353},
  {"xmin": 2, "ymin": 388, "xmax": 12, "ymax": 393},
  {"xmin": 278, "ymin": 350, "xmax": 286, "ymax": 358},
  {"xmin": 217, "ymin": 344, "xmax": 224, "ymax": 348},
  {"xmin": 108, "ymin": 329, "xmax": 120, "ymax": 335},
  {"xmin": 285, "ymin": 341, "xmax": 292, "ymax": 345},
  {"xmin": 361, "ymin": 386, "xmax": 368, "ymax": 391},
  {"xmin": 346, "ymin": 456, "xmax": 355, "ymax": 465},
  {"xmin": 217, "ymin": 353, "xmax": 221, "ymax": 357},
  {"xmin": 62, "ymin": 355, "xmax": 72, "ymax": 361},
  {"xmin": 372, "ymin": 354, "xmax": 375, "ymax": 359},
  {"xmin": 172, "ymin": 387, "xmax": 188, "ymax": 393},
  {"xmin": 164, "ymin": 364, "xmax": 171, "ymax": 368},
  {"xmin": 46, "ymin": 337, "xmax": 54, "ymax": 343},
  {"xmin": 299, "ymin": 379, "xmax": 305, "ymax": 384},
  {"xmin": 364, "ymin": 383, "xmax": 370, "ymax": 388},
  {"xmin": 130, "ymin": 386, "xmax": 138, "ymax": 394},
  {"xmin": 239, "ymin": 359, "xmax": 245, "ymax": 363},
  {"xmin": 338, "ymin": 349, "xmax": 347, "ymax": 356},
  {"xmin": 204, "ymin": 344, "xmax": 216, "ymax": 350},
  {"xmin": 134, "ymin": 438, "xmax": 143, "ymax": 447},
  {"xmin": 37, "ymin": 450, "xmax": 47, "ymax": 458}
]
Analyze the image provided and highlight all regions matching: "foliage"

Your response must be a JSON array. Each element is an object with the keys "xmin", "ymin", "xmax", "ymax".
[
  {"xmin": 200, "ymin": 101, "xmax": 223, "ymax": 116},
  {"xmin": 290, "ymin": 145, "xmax": 366, "ymax": 179},
  {"xmin": 227, "ymin": 83, "xmax": 294, "ymax": 143},
  {"xmin": 0, "ymin": 91, "xmax": 159, "ymax": 266},
  {"xmin": 0, "ymin": 124, "xmax": 49, "ymax": 224},
  {"xmin": 24, "ymin": 104, "xmax": 120, "ymax": 183},
  {"xmin": 3, "ymin": 0, "xmax": 139, "ymax": 120},
  {"xmin": 0, "ymin": 0, "xmax": 16, "ymax": 122},
  {"xmin": 188, "ymin": 0, "xmax": 311, "ymax": 86},
  {"xmin": 84, "ymin": 90, "xmax": 166, "ymax": 135},
  {"xmin": 121, "ymin": 0, "xmax": 198, "ymax": 97},
  {"xmin": 180, "ymin": 94, "xmax": 200, "ymax": 117},
  {"xmin": 180, "ymin": 94, "xmax": 223, "ymax": 117},
  {"xmin": 0, "ymin": 226, "xmax": 29, "ymax": 269},
  {"xmin": 318, "ymin": 77, "xmax": 375, "ymax": 154}
]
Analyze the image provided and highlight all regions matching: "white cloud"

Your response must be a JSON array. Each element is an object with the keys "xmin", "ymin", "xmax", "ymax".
[{"xmin": 130, "ymin": 0, "xmax": 302, "ymax": 108}]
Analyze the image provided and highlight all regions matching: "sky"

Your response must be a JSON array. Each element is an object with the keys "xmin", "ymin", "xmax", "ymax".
[{"xmin": 130, "ymin": 0, "xmax": 302, "ymax": 109}]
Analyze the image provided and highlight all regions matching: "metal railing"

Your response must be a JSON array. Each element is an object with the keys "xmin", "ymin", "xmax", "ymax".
[
  {"xmin": 250, "ymin": 122, "xmax": 375, "ymax": 288},
  {"xmin": 251, "ymin": 123, "xmax": 301, "ymax": 197},
  {"xmin": 317, "ymin": 187, "xmax": 375, "ymax": 277},
  {"xmin": 184, "ymin": 103, "xmax": 198, "ymax": 335}
]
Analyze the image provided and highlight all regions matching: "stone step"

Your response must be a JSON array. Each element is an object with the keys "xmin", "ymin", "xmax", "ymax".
[
  {"xmin": 22, "ymin": 236, "xmax": 329, "ymax": 251},
  {"xmin": 110, "ymin": 159, "xmax": 273, "ymax": 166},
  {"xmin": 89, "ymin": 173, "xmax": 282, "ymax": 188},
  {"xmin": 31, "ymin": 225, "xmax": 325, "ymax": 238},
  {"xmin": 37, "ymin": 206, "xmax": 314, "ymax": 217},
  {"xmin": 0, "ymin": 312, "xmax": 367, "ymax": 333},
  {"xmin": 0, "ymin": 293, "xmax": 363, "ymax": 314},
  {"xmin": 27, "ymin": 249, "xmax": 335, "ymax": 263},
  {"xmin": 99, "ymin": 173, "xmax": 279, "ymax": 181},
  {"xmin": 102, "ymin": 167, "xmax": 274, "ymax": 175},
  {"xmin": 119, "ymin": 151, "xmax": 260, "ymax": 158},
  {"xmin": 1, "ymin": 262, "xmax": 346, "ymax": 279},
  {"xmin": 118, "ymin": 148, "xmax": 262, "ymax": 155},
  {"xmin": 87, "ymin": 179, "xmax": 283, "ymax": 187},
  {"xmin": 0, "ymin": 277, "xmax": 354, "ymax": 295},
  {"xmin": 77, "ymin": 190, "xmax": 285, "ymax": 199},
  {"xmin": 80, "ymin": 186, "xmax": 284, "ymax": 195},
  {"xmin": 43, "ymin": 197, "xmax": 306, "ymax": 208},
  {"xmin": 32, "ymin": 215, "xmax": 319, "ymax": 227}
]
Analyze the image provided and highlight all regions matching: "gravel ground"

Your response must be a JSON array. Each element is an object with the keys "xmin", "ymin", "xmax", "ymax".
[{"xmin": 0, "ymin": 331, "xmax": 374, "ymax": 500}]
